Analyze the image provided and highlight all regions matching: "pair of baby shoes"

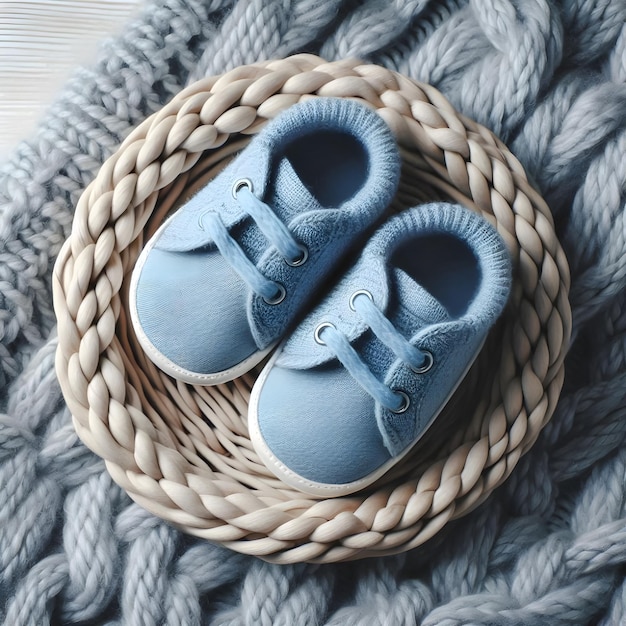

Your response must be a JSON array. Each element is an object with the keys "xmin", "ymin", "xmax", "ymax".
[{"xmin": 129, "ymin": 98, "xmax": 512, "ymax": 497}]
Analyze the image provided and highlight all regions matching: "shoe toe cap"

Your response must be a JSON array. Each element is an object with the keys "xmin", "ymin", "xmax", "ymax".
[
  {"xmin": 132, "ymin": 246, "xmax": 257, "ymax": 377},
  {"xmin": 254, "ymin": 364, "xmax": 391, "ymax": 488}
]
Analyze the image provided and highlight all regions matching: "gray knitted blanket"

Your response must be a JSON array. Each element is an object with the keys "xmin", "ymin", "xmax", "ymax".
[{"xmin": 1, "ymin": 1, "xmax": 626, "ymax": 624}]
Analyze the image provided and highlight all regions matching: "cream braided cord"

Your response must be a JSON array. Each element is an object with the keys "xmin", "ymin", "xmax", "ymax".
[{"xmin": 53, "ymin": 55, "xmax": 571, "ymax": 564}]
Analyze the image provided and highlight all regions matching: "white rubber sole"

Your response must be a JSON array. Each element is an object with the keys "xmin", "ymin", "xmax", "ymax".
[
  {"xmin": 128, "ymin": 215, "xmax": 272, "ymax": 386},
  {"xmin": 248, "ymin": 340, "xmax": 484, "ymax": 498}
]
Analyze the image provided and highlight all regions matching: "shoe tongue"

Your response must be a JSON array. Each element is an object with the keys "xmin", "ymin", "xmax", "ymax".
[
  {"xmin": 154, "ymin": 153, "xmax": 323, "ymax": 254},
  {"xmin": 266, "ymin": 155, "xmax": 324, "ymax": 220},
  {"xmin": 223, "ymin": 156, "xmax": 325, "ymax": 267},
  {"xmin": 389, "ymin": 267, "xmax": 451, "ymax": 330}
]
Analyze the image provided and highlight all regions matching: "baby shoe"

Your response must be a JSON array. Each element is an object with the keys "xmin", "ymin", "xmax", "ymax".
[
  {"xmin": 248, "ymin": 203, "xmax": 512, "ymax": 497},
  {"xmin": 129, "ymin": 97, "xmax": 400, "ymax": 384}
]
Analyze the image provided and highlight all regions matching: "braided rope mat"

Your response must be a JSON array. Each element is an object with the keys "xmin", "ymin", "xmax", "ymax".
[{"xmin": 53, "ymin": 54, "xmax": 571, "ymax": 564}]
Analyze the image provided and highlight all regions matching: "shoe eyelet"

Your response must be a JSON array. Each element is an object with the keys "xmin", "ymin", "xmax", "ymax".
[
  {"xmin": 285, "ymin": 244, "xmax": 309, "ymax": 267},
  {"xmin": 410, "ymin": 350, "xmax": 434, "ymax": 374},
  {"xmin": 314, "ymin": 322, "xmax": 336, "ymax": 345},
  {"xmin": 232, "ymin": 178, "xmax": 253, "ymax": 199},
  {"xmin": 263, "ymin": 283, "xmax": 286, "ymax": 305},
  {"xmin": 391, "ymin": 390, "xmax": 410, "ymax": 414},
  {"xmin": 349, "ymin": 289, "xmax": 373, "ymax": 311}
]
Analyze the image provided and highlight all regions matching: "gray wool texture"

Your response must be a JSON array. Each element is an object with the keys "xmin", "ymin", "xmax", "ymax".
[{"xmin": 1, "ymin": 0, "xmax": 626, "ymax": 623}]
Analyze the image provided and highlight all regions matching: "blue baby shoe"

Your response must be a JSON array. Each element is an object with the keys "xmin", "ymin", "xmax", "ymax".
[
  {"xmin": 248, "ymin": 203, "xmax": 512, "ymax": 496},
  {"xmin": 129, "ymin": 97, "xmax": 400, "ymax": 384}
]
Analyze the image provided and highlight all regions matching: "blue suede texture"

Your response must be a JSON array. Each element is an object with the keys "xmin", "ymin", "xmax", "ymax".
[
  {"xmin": 254, "ymin": 203, "xmax": 512, "ymax": 486},
  {"xmin": 135, "ymin": 248, "xmax": 255, "ymax": 373},
  {"xmin": 258, "ymin": 366, "xmax": 392, "ymax": 485},
  {"xmin": 132, "ymin": 97, "xmax": 400, "ymax": 377}
]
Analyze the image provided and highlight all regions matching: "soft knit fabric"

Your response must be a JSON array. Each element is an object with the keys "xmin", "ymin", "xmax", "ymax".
[{"xmin": 1, "ymin": 0, "xmax": 626, "ymax": 624}]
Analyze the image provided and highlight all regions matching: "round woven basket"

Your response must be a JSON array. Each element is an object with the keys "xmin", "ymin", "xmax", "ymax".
[{"xmin": 53, "ymin": 54, "xmax": 571, "ymax": 564}]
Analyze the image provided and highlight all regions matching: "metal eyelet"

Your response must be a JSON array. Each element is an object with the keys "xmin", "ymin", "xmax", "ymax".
[
  {"xmin": 263, "ymin": 283, "xmax": 286, "ymax": 305},
  {"xmin": 410, "ymin": 350, "xmax": 434, "ymax": 374},
  {"xmin": 285, "ymin": 244, "xmax": 309, "ymax": 267},
  {"xmin": 232, "ymin": 178, "xmax": 253, "ymax": 199},
  {"xmin": 349, "ymin": 289, "xmax": 374, "ymax": 311},
  {"xmin": 314, "ymin": 322, "xmax": 336, "ymax": 345},
  {"xmin": 391, "ymin": 390, "xmax": 410, "ymax": 414}
]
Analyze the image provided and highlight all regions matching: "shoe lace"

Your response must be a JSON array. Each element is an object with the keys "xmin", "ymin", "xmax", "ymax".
[
  {"xmin": 199, "ymin": 180, "xmax": 307, "ymax": 303},
  {"xmin": 315, "ymin": 291, "xmax": 433, "ymax": 413}
]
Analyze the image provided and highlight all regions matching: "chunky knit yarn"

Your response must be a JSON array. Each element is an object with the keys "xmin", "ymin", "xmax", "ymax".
[{"xmin": 1, "ymin": 0, "xmax": 626, "ymax": 623}]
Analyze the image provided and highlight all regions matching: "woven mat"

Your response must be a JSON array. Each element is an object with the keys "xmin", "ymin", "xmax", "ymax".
[{"xmin": 54, "ymin": 55, "xmax": 570, "ymax": 563}]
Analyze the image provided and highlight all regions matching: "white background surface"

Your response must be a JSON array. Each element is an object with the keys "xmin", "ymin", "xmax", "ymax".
[{"xmin": 0, "ymin": 0, "xmax": 141, "ymax": 159}]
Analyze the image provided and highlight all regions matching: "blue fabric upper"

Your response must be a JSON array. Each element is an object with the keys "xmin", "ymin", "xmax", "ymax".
[
  {"xmin": 132, "ymin": 97, "xmax": 400, "ymax": 377},
  {"xmin": 255, "ymin": 203, "xmax": 512, "ymax": 485}
]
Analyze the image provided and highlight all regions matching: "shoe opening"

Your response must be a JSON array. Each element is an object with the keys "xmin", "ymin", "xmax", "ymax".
[
  {"xmin": 392, "ymin": 233, "xmax": 481, "ymax": 318},
  {"xmin": 284, "ymin": 130, "xmax": 368, "ymax": 207}
]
